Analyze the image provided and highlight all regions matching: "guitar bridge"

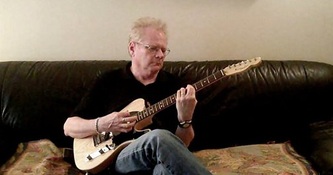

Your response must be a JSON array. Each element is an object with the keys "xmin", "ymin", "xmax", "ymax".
[
  {"xmin": 93, "ymin": 132, "xmax": 113, "ymax": 146},
  {"xmin": 86, "ymin": 143, "xmax": 116, "ymax": 162}
]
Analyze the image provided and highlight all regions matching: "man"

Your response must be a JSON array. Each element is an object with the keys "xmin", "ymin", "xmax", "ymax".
[{"xmin": 63, "ymin": 16, "xmax": 211, "ymax": 175}]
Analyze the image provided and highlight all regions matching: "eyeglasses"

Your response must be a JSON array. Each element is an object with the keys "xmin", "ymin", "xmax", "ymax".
[{"xmin": 136, "ymin": 42, "xmax": 171, "ymax": 56}]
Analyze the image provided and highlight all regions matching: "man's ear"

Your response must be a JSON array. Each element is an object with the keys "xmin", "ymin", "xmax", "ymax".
[{"xmin": 128, "ymin": 42, "xmax": 135, "ymax": 57}]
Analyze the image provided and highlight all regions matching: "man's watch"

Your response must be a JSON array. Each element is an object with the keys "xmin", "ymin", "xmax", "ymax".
[{"xmin": 178, "ymin": 120, "xmax": 192, "ymax": 128}]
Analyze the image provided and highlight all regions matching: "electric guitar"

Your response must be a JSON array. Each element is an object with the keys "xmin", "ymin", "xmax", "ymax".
[{"xmin": 73, "ymin": 57, "xmax": 262, "ymax": 174}]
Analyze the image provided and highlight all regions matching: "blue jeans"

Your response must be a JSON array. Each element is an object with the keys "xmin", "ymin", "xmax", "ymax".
[{"xmin": 114, "ymin": 129, "xmax": 212, "ymax": 175}]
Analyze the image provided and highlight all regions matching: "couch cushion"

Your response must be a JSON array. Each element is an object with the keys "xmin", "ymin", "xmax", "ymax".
[
  {"xmin": 292, "ymin": 120, "xmax": 333, "ymax": 174},
  {"xmin": 193, "ymin": 142, "xmax": 317, "ymax": 174},
  {"xmin": 309, "ymin": 121, "xmax": 333, "ymax": 173}
]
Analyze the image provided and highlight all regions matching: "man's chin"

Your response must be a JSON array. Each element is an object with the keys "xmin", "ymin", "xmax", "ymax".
[
  {"xmin": 153, "ymin": 63, "xmax": 163, "ymax": 68},
  {"xmin": 149, "ymin": 65, "xmax": 162, "ymax": 73}
]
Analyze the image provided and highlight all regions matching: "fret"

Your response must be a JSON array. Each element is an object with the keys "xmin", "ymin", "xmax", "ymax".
[
  {"xmin": 162, "ymin": 99, "xmax": 168, "ymax": 108},
  {"xmin": 171, "ymin": 96, "xmax": 175, "ymax": 105},
  {"xmin": 143, "ymin": 110, "xmax": 148, "ymax": 117},
  {"xmin": 193, "ymin": 84, "xmax": 198, "ymax": 91},
  {"xmin": 194, "ymin": 82, "xmax": 202, "ymax": 90},
  {"xmin": 218, "ymin": 70, "xmax": 225, "ymax": 78},
  {"xmin": 160, "ymin": 101, "xmax": 163, "ymax": 108},
  {"xmin": 146, "ymin": 107, "xmax": 150, "ymax": 116},
  {"xmin": 148, "ymin": 106, "xmax": 154, "ymax": 115},
  {"xmin": 212, "ymin": 73, "xmax": 217, "ymax": 80},
  {"xmin": 137, "ymin": 112, "xmax": 143, "ymax": 121},
  {"xmin": 165, "ymin": 98, "xmax": 169, "ymax": 106},
  {"xmin": 158, "ymin": 102, "xmax": 163, "ymax": 109},
  {"xmin": 153, "ymin": 104, "xmax": 158, "ymax": 113},
  {"xmin": 202, "ymin": 79, "xmax": 209, "ymax": 85},
  {"xmin": 208, "ymin": 75, "xmax": 216, "ymax": 83},
  {"xmin": 158, "ymin": 101, "xmax": 163, "ymax": 109}
]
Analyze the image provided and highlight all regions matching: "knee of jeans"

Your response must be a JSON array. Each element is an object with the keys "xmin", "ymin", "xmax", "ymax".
[
  {"xmin": 149, "ymin": 129, "xmax": 175, "ymax": 140},
  {"xmin": 144, "ymin": 129, "xmax": 185, "ymax": 150},
  {"xmin": 149, "ymin": 129, "xmax": 173, "ymax": 139},
  {"xmin": 149, "ymin": 129, "xmax": 182, "ymax": 144}
]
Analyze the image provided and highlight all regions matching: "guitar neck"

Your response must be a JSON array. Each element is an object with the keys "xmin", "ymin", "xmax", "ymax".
[
  {"xmin": 136, "ymin": 70, "xmax": 225, "ymax": 122},
  {"xmin": 135, "ymin": 57, "xmax": 262, "ymax": 122}
]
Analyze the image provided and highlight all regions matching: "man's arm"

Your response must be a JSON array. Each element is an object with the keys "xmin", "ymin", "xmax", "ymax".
[
  {"xmin": 63, "ymin": 116, "xmax": 97, "ymax": 139},
  {"xmin": 176, "ymin": 125, "xmax": 195, "ymax": 147},
  {"xmin": 175, "ymin": 85, "xmax": 197, "ymax": 147},
  {"xmin": 63, "ymin": 111, "xmax": 137, "ymax": 139}
]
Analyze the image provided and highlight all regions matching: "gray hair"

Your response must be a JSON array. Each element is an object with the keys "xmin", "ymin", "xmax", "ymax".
[{"xmin": 129, "ymin": 17, "xmax": 168, "ymax": 43}]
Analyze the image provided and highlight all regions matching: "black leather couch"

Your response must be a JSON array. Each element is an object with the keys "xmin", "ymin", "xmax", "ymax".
[{"xmin": 0, "ymin": 58, "xmax": 332, "ymax": 174}]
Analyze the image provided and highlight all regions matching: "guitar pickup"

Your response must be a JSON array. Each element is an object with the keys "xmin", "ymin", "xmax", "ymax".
[
  {"xmin": 93, "ymin": 132, "xmax": 113, "ymax": 146},
  {"xmin": 86, "ymin": 143, "xmax": 116, "ymax": 162}
]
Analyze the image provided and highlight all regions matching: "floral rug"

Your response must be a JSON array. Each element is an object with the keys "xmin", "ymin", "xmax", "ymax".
[
  {"xmin": 0, "ymin": 139, "xmax": 317, "ymax": 175},
  {"xmin": 0, "ymin": 139, "xmax": 83, "ymax": 175},
  {"xmin": 193, "ymin": 142, "xmax": 317, "ymax": 175}
]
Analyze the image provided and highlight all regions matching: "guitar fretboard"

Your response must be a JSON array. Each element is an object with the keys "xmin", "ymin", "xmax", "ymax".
[{"xmin": 136, "ymin": 70, "xmax": 225, "ymax": 122}]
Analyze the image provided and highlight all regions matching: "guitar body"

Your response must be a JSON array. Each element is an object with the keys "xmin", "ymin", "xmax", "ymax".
[
  {"xmin": 74, "ymin": 98, "xmax": 146, "ymax": 174},
  {"xmin": 73, "ymin": 57, "xmax": 263, "ymax": 174},
  {"xmin": 74, "ymin": 137, "xmax": 133, "ymax": 174}
]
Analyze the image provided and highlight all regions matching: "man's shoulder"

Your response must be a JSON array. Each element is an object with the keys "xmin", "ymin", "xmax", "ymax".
[
  {"xmin": 158, "ymin": 70, "xmax": 183, "ymax": 87},
  {"xmin": 159, "ymin": 69, "xmax": 180, "ymax": 79},
  {"xmin": 97, "ymin": 67, "xmax": 128, "ymax": 80}
]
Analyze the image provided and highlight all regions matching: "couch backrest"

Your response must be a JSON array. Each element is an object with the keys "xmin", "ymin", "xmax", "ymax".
[{"xmin": 0, "ymin": 60, "xmax": 332, "ymax": 153}]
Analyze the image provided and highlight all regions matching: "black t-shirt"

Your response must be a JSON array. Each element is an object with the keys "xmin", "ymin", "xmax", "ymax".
[{"xmin": 71, "ymin": 62, "xmax": 184, "ymax": 133}]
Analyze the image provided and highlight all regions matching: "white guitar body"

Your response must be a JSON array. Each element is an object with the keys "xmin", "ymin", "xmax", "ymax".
[{"xmin": 73, "ymin": 98, "xmax": 146, "ymax": 174}]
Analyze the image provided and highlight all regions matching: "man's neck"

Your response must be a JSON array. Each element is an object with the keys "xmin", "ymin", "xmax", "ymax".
[{"xmin": 130, "ymin": 66, "xmax": 158, "ymax": 86}]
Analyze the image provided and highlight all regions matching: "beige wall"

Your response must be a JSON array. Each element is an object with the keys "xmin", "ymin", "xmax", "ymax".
[{"xmin": 1, "ymin": 0, "xmax": 332, "ymax": 64}]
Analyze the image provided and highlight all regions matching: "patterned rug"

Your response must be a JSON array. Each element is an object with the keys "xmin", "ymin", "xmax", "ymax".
[
  {"xmin": 0, "ymin": 139, "xmax": 83, "ymax": 175},
  {"xmin": 193, "ymin": 142, "xmax": 317, "ymax": 175},
  {"xmin": 0, "ymin": 139, "xmax": 317, "ymax": 175}
]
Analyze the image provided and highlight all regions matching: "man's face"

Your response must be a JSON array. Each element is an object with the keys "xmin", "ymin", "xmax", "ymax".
[{"xmin": 130, "ymin": 27, "xmax": 168, "ymax": 74}]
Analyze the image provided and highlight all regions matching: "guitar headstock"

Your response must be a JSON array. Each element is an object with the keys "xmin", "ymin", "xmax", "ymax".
[{"xmin": 223, "ymin": 57, "xmax": 262, "ymax": 76}]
